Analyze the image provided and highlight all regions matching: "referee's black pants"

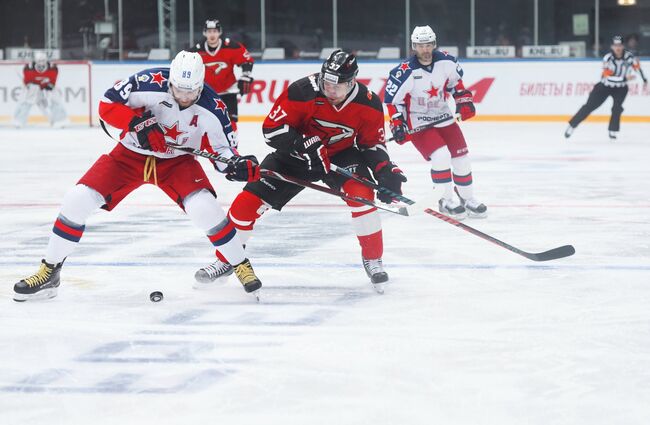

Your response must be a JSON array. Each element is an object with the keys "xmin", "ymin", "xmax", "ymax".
[{"xmin": 569, "ymin": 82, "xmax": 628, "ymax": 131}]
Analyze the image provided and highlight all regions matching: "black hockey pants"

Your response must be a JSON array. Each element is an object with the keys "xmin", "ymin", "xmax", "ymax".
[{"xmin": 569, "ymin": 82, "xmax": 628, "ymax": 131}]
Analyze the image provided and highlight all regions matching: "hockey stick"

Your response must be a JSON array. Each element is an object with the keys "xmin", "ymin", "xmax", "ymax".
[
  {"xmin": 386, "ymin": 113, "xmax": 460, "ymax": 142},
  {"xmin": 423, "ymin": 208, "xmax": 575, "ymax": 262},
  {"xmin": 165, "ymin": 143, "xmax": 409, "ymax": 216},
  {"xmin": 329, "ymin": 163, "xmax": 416, "ymax": 205}
]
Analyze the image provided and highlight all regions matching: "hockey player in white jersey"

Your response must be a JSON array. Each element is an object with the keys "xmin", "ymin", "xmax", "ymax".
[
  {"xmin": 12, "ymin": 51, "xmax": 262, "ymax": 302},
  {"xmin": 384, "ymin": 26, "xmax": 486, "ymax": 219}
]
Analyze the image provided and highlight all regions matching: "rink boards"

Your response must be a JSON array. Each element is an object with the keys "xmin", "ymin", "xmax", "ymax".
[{"xmin": 0, "ymin": 59, "xmax": 648, "ymax": 125}]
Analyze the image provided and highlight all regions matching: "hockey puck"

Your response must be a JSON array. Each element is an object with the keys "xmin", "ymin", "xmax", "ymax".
[{"xmin": 149, "ymin": 291, "xmax": 163, "ymax": 302}]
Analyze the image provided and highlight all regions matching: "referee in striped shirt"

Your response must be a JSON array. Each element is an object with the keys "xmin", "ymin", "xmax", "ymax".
[{"xmin": 565, "ymin": 35, "xmax": 647, "ymax": 140}]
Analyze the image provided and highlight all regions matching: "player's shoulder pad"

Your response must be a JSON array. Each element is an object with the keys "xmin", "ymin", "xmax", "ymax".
[
  {"xmin": 222, "ymin": 38, "xmax": 243, "ymax": 49},
  {"xmin": 287, "ymin": 74, "xmax": 321, "ymax": 102},
  {"xmin": 352, "ymin": 82, "xmax": 384, "ymax": 113},
  {"xmin": 433, "ymin": 50, "xmax": 458, "ymax": 63},
  {"xmin": 195, "ymin": 84, "xmax": 234, "ymax": 128},
  {"xmin": 388, "ymin": 56, "xmax": 418, "ymax": 83},
  {"xmin": 132, "ymin": 67, "xmax": 170, "ymax": 92}
]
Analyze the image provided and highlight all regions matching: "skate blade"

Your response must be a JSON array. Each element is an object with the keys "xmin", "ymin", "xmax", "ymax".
[
  {"xmin": 13, "ymin": 288, "xmax": 58, "ymax": 302},
  {"xmin": 192, "ymin": 274, "xmax": 232, "ymax": 290},
  {"xmin": 467, "ymin": 210, "xmax": 488, "ymax": 219},
  {"xmin": 439, "ymin": 210, "xmax": 467, "ymax": 221},
  {"xmin": 248, "ymin": 288, "xmax": 262, "ymax": 303},
  {"xmin": 371, "ymin": 283, "xmax": 385, "ymax": 295}
]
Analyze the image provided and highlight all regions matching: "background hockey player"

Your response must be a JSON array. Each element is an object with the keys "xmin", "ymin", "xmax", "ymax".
[
  {"xmin": 194, "ymin": 50, "xmax": 407, "ymax": 293},
  {"xmin": 13, "ymin": 51, "xmax": 262, "ymax": 302},
  {"xmin": 565, "ymin": 35, "xmax": 647, "ymax": 141},
  {"xmin": 384, "ymin": 26, "xmax": 486, "ymax": 219},
  {"xmin": 13, "ymin": 51, "xmax": 69, "ymax": 128},
  {"xmin": 191, "ymin": 18, "xmax": 254, "ymax": 128}
]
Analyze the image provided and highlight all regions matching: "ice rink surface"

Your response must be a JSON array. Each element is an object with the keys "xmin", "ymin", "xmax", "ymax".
[{"xmin": 1, "ymin": 121, "xmax": 649, "ymax": 425}]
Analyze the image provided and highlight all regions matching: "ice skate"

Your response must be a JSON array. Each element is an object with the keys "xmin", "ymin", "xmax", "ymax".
[
  {"xmin": 462, "ymin": 197, "xmax": 488, "ymax": 218},
  {"xmin": 609, "ymin": 131, "xmax": 618, "ymax": 141},
  {"xmin": 363, "ymin": 257, "xmax": 388, "ymax": 294},
  {"xmin": 194, "ymin": 258, "xmax": 233, "ymax": 288},
  {"xmin": 438, "ymin": 197, "xmax": 467, "ymax": 220},
  {"xmin": 233, "ymin": 258, "xmax": 262, "ymax": 301},
  {"xmin": 14, "ymin": 259, "xmax": 63, "ymax": 302}
]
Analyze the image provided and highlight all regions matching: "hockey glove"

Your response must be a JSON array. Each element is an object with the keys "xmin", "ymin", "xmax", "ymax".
[
  {"xmin": 374, "ymin": 161, "xmax": 407, "ymax": 204},
  {"xmin": 237, "ymin": 73, "xmax": 254, "ymax": 95},
  {"xmin": 453, "ymin": 90, "xmax": 476, "ymax": 121},
  {"xmin": 293, "ymin": 135, "xmax": 331, "ymax": 174},
  {"xmin": 128, "ymin": 111, "xmax": 167, "ymax": 153},
  {"xmin": 225, "ymin": 155, "xmax": 261, "ymax": 182},
  {"xmin": 390, "ymin": 112, "xmax": 408, "ymax": 144}
]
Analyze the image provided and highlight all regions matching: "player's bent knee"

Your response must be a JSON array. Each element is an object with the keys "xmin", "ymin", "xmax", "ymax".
[
  {"xmin": 230, "ymin": 190, "xmax": 269, "ymax": 225},
  {"xmin": 184, "ymin": 189, "xmax": 227, "ymax": 231},
  {"xmin": 342, "ymin": 180, "xmax": 374, "ymax": 207},
  {"xmin": 430, "ymin": 146, "xmax": 451, "ymax": 167},
  {"xmin": 59, "ymin": 184, "xmax": 105, "ymax": 225}
]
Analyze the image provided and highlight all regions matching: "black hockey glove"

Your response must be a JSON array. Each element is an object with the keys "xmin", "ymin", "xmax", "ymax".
[
  {"xmin": 389, "ymin": 113, "xmax": 408, "ymax": 144},
  {"xmin": 293, "ymin": 135, "xmax": 331, "ymax": 174},
  {"xmin": 237, "ymin": 73, "xmax": 254, "ymax": 95},
  {"xmin": 225, "ymin": 155, "xmax": 261, "ymax": 182},
  {"xmin": 374, "ymin": 161, "xmax": 407, "ymax": 204},
  {"xmin": 128, "ymin": 110, "xmax": 167, "ymax": 153}
]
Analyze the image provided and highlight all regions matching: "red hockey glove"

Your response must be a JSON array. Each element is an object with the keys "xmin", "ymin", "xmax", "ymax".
[
  {"xmin": 237, "ymin": 73, "xmax": 254, "ymax": 95},
  {"xmin": 390, "ymin": 113, "xmax": 408, "ymax": 144},
  {"xmin": 293, "ymin": 135, "xmax": 330, "ymax": 174},
  {"xmin": 225, "ymin": 155, "xmax": 261, "ymax": 182},
  {"xmin": 128, "ymin": 111, "xmax": 167, "ymax": 153},
  {"xmin": 374, "ymin": 161, "xmax": 407, "ymax": 204},
  {"xmin": 453, "ymin": 90, "xmax": 476, "ymax": 121}
]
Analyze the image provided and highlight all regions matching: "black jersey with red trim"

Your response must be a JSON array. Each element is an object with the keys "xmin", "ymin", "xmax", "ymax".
[
  {"xmin": 262, "ymin": 73, "xmax": 389, "ymax": 168},
  {"xmin": 190, "ymin": 38, "xmax": 254, "ymax": 94}
]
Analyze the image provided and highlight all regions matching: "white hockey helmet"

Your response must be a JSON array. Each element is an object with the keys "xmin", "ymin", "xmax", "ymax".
[
  {"xmin": 33, "ymin": 51, "xmax": 48, "ymax": 72},
  {"xmin": 169, "ymin": 51, "xmax": 205, "ymax": 91},
  {"xmin": 411, "ymin": 25, "xmax": 437, "ymax": 49}
]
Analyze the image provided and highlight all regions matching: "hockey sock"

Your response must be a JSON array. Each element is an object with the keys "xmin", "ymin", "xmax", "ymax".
[
  {"xmin": 451, "ymin": 154, "xmax": 475, "ymax": 200},
  {"xmin": 343, "ymin": 180, "xmax": 383, "ymax": 259},
  {"xmin": 45, "ymin": 184, "xmax": 104, "ymax": 264},
  {"xmin": 430, "ymin": 147, "xmax": 453, "ymax": 199},
  {"xmin": 184, "ymin": 189, "xmax": 246, "ymax": 266},
  {"xmin": 228, "ymin": 190, "xmax": 270, "ymax": 245}
]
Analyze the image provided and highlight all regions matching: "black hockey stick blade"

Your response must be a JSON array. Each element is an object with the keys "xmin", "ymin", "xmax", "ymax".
[
  {"xmin": 329, "ymin": 164, "xmax": 416, "ymax": 205},
  {"xmin": 424, "ymin": 208, "xmax": 575, "ymax": 262}
]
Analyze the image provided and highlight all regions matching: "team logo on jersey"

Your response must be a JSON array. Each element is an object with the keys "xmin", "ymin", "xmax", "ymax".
[
  {"xmin": 425, "ymin": 84, "xmax": 440, "ymax": 99},
  {"xmin": 150, "ymin": 71, "xmax": 167, "ymax": 88},
  {"xmin": 399, "ymin": 62, "xmax": 410, "ymax": 72},
  {"xmin": 205, "ymin": 61, "xmax": 228, "ymax": 75},
  {"xmin": 312, "ymin": 119, "xmax": 355, "ymax": 145},
  {"xmin": 162, "ymin": 121, "xmax": 186, "ymax": 143},
  {"xmin": 214, "ymin": 98, "xmax": 228, "ymax": 114},
  {"xmin": 138, "ymin": 74, "xmax": 150, "ymax": 83}
]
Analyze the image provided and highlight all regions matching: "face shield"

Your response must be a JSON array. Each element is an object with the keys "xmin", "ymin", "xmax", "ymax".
[
  {"xmin": 320, "ymin": 72, "xmax": 355, "ymax": 104},
  {"xmin": 170, "ymin": 84, "xmax": 202, "ymax": 107}
]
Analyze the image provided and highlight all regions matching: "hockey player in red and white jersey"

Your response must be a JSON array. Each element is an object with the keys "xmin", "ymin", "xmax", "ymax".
[
  {"xmin": 194, "ymin": 50, "xmax": 407, "ymax": 293},
  {"xmin": 190, "ymin": 18, "xmax": 254, "ymax": 126},
  {"xmin": 384, "ymin": 26, "xmax": 486, "ymax": 219},
  {"xmin": 13, "ymin": 51, "xmax": 262, "ymax": 302},
  {"xmin": 14, "ymin": 51, "xmax": 69, "ymax": 128}
]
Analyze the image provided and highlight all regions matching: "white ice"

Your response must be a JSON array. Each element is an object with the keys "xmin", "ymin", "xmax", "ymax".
[{"xmin": 1, "ymin": 121, "xmax": 649, "ymax": 425}]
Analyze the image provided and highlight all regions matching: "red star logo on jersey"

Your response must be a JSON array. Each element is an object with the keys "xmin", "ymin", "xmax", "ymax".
[
  {"xmin": 425, "ymin": 84, "xmax": 440, "ymax": 99},
  {"xmin": 399, "ymin": 62, "xmax": 410, "ymax": 72},
  {"xmin": 214, "ymin": 98, "xmax": 228, "ymax": 114},
  {"xmin": 149, "ymin": 71, "xmax": 167, "ymax": 88},
  {"xmin": 162, "ymin": 121, "xmax": 186, "ymax": 143}
]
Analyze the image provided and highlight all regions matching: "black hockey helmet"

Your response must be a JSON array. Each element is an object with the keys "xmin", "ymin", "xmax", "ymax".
[
  {"xmin": 320, "ymin": 49, "xmax": 359, "ymax": 85},
  {"xmin": 611, "ymin": 35, "xmax": 623, "ymax": 45},
  {"xmin": 204, "ymin": 19, "xmax": 222, "ymax": 32}
]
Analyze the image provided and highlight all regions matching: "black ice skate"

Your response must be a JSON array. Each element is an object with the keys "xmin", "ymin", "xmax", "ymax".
[
  {"xmin": 438, "ymin": 197, "xmax": 467, "ymax": 220},
  {"xmin": 194, "ymin": 259, "xmax": 234, "ymax": 288},
  {"xmin": 363, "ymin": 257, "xmax": 388, "ymax": 294},
  {"xmin": 14, "ymin": 259, "xmax": 64, "ymax": 302},
  {"xmin": 233, "ymin": 258, "xmax": 262, "ymax": 301}
]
